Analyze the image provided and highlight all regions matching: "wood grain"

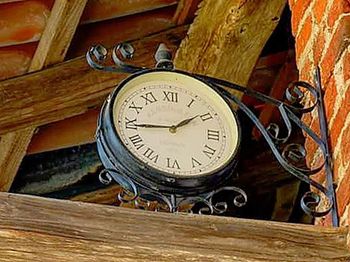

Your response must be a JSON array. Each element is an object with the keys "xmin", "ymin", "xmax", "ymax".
[
  {"xmin": 67, "ymin": 6, "xmax": 176, "ymax": 58},
  {"xmin": 173, "ymin": 0, "xmax": 200, "ymax": 25},
  {"xmin": 0, "ymin": 0, "xmax": 88, "ymax": 192},
  {"xmin": 0, "ymin": 26, "xmax": 187, "ymax": 135},
  {"xmin": 174, "ymin": 0, "xmax": 286, "ymax": 99},
  {"xmin": 82, "ymin": 0, "xmax": 178, "ymax": 24},
  {"xmin": 0, "ymin": 192, "xmax": 349, "ymax": 261}
]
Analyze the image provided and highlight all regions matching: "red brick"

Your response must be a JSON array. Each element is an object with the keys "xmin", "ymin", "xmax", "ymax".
[
  {"xmin": 340, "ymin": 123, "xmax": 350, "ymax": 164},
  {"xmin": 343, "ymin": 48, "xmax": 350, "ymax": 82},
  {"xmin": 332, "ymin": 153, "xmax": 342, "ymax": 182},
  {"xmin": 329, "ymin": 88, "xmax": 350, "ymax": 149},
  {"xmin": 313, "ymin": 28, "xmax": 326, "ymax": 63},
  {"xmin": 336, "ymin": 163, "xmax": 350, "ymax": 215},
  {"xmin": 312, "ymin": 0, "xmax": 328, "ymax": 24},
  {"xmin": 299, "ymin": 55, "xmax": 314, "ymax": 81},
  {"xmin": 323, "ymin": 76, "xmax": 337, "ymax": 121},
  {"xmin": 327, "ymin": 1, "xmax": 350, "ymax": 28},
  {"xmin": 291, "ymin": 0, "xmax": 312, "ymax": 35},
  {"xmin": 313, "ymin": 169, "xmax": 325, "ymax": 185},
  {"xmin": 315, "ymin": 213, "xmax": 332, "ymax": 227},
  {"xmin": 320, "ymin": 15, "xmax": 350, "ymax": 83},
  {"xmin": 288, "ymin": 0, "xmax": 296, "ymax": 9},
  {"xmin": 339, "ymin": 203, "xmax": 350, "ymax": 226},
  {"xmin": 296, "ymin": 15, "xmax": 313, "ymax": 60},
  {"xmin": 304, "ymin": 117, "xmax": 321, "ymax": 168}
]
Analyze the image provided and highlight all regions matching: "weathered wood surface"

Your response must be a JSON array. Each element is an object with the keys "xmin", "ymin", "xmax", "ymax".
[
  {"xmin": 81, "ymin": 0, "xmax": 178, "ymax": 24},
  {"xmin": 173, "ymin": 0, "xmax": 200, "ymax": 24},
  {"xmin": 0, "ymin": 0, "xmax": 88, "ymax": 192},
  {"xmin": 67, "ymin": 7, "xmax": 176, "ymax": 58},
  {"xmin": 27, "ymin": 109, "xmax": 100, "ymax": 154},
  {"xmin": 0, "ymin": 26, "xmax": 187, "ymax": 135},
  {"xmin": 174, "ymin": 0, "xmax": 286, "ymax": 99},
  {"xmin": 0, "ymin": 193, "xmax": 349, "ymax": 261}
]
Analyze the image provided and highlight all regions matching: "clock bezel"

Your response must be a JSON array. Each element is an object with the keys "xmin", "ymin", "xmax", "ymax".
[{"xmin": 97, "ymin": 68, "xmax": 241, "ymax": 196}]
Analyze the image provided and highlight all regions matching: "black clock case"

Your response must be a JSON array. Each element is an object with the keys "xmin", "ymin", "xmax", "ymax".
[{"xmin": 96, "ymin": 68, "xmax": 241, "ymax": 197}]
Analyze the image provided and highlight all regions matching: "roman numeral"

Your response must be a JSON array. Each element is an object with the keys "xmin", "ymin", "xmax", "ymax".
[
  {"xmin": 203, "ymin": 144, "xmax": 216, "ymax": 159},
  {"xmin": 143, "ymin": 147, "xmax": 159, "ymax": 163},
  {"xmin": 191, "ymin": 157, "xmax": 202, "ymax": 168},
  {"xmin": 166, "ymin": 158, "xmax": 180, "ymax": 169},
  {"xmin": 129, "ymin": 101, "xmax": 143, "ymax": 114},
  {"xmin": 128, "ymin": 134, "xmax": 144, "ymax": 150},
  {"xmin": 207, "ymin": 129, "xmax": 220, "ymax": 141},
  {"xmin": 141, "ymin": 92, "xmax": 157, "ymax": 105},
  {"xmin": 200, "ymin": 112, "xmax": 213, "ymax": 121},
  {"xmin": 187, "ymin": 98, "xmax": 195, "ymax": 108},
  {"xmin": 125, "ymin": 117, "xmax": 137, "ymax": 130},
  {"xmin": 163, "ymin": 91, "xmax": 178, "ymax": 103}
]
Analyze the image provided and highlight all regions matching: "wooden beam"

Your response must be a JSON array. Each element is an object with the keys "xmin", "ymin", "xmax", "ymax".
[
  {"xmin": 173, "ymin": 0, "xmax": 200, "ymax": 25},
  {"xmin": 0, "ymin": 193, "xmax": 349, "ymax": 261},
  {"xmin": 82, "ymin": 0, "xmax": 178, "ymax": 24},
  {"xmin": 0, "ymin": 26, "xmax": 187, "ymax": 135},
  {"xmin": 67, "ymin": 6, "xmax": 176, "ymax": 58},
  {"xmin": 174, "ymin": 0, "xmax": 286, "ymax": 98},
  {"xmin": 0, "ymin": 0, "xmax": 88, "ymax": 192}
]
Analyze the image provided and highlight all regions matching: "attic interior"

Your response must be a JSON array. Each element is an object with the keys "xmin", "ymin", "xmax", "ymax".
[
  {"xmin": 0, "ymin": 0, "xmax": 349, "ymax": 261},
  {"xmin": 6, "ymin": 1, "xmax": 305, "ymax": 222}
]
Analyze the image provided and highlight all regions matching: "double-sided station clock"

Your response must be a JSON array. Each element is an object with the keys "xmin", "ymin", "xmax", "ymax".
[
  {"xmin": 97, "ymin": 69, "xmax": 241, "ymax": 199},
  {"xmin": 88, "ymin": 42, "xmax": 336, "ymax": 220}
]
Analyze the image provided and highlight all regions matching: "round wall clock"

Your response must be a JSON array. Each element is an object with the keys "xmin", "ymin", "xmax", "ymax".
[
  {"xmin": 97, "ymin": 69, "xmax": 241, "ymax": 197},
  {"xmin": 88, "ymin": 43, "xmax": 337, "ymax": 221}
]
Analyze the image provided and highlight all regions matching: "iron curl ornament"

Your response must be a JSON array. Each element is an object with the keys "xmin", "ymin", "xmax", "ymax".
[{"xmin": 86, "ymin": 43, "xmax": 338, "ymax": 226}]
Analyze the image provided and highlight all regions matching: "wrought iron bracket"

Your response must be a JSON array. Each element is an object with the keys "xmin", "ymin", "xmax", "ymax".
[{"xmin": 87, "ymin": 43, "xmax": 338, "ymax": 226}]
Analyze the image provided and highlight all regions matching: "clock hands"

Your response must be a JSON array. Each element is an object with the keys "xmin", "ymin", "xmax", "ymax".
[
  {"xmin": 134, "ymin": 123, "xmax": 173, "ymax": 128},
  {"xmin": 174, "ymin": 115, "xmax": 199, "ymax": 128},
  {"xmin": 134, "ymin": 115, "xmax": 199, "ymax": 133}
]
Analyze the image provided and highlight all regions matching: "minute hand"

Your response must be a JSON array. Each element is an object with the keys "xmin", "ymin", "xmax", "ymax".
[{"xmin": 134, "ymin": 123, "xmax": 173, "ymax": 128}]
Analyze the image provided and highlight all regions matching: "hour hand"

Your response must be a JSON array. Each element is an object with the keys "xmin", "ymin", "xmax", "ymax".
[
  {"xmin": 134, "ymin": 123, "xmax": 173, "ymax": 128},
  {"xmin": 175, "ymin": 115, "xmax": 199, "ymax": 128}
]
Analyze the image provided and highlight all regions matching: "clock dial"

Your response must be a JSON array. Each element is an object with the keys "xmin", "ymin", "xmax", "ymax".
[{"xmin": 113, "ymin": 71, "xmax": 239, "ymax": 177}]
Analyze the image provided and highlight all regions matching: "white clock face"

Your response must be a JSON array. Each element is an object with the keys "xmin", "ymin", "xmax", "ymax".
[{"xmin": 113, "ymin": 71, "xmax": 239, "ymax": 177}]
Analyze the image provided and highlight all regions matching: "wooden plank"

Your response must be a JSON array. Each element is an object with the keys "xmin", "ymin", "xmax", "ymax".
[
  {"xmin": 0, "ymin": 0, "xmax": 88, "ymax": 192},
  {"xmin": 70, "ymin": 184, "xmax": 122, "ymax": 205},
  {"xmin": 0, "ymin": 8, "xmax": 176, "ymax": 81},
  {"xmin": 174, "ymin": 0, "xmax": 286, "ymax": 98},
  {"xmin": 0, "ymin": 26, "xmax": 187, "ymax": 135},
  {"xmin": 82, "ymin": 0, "xmax": 178, "ymax": 24},
  {"xmin": 173, "ymin": 0, "xmax": 200, "ymax": 25},
  {"xmin": 67, "ymin": 6, "xmax": 176, "ymax": 58},
  {"xmin": 0, "ymin": 193, "xmax": 349, "ymax": 261},
  {"xmin": 27, "ymin": 109, "xmax": 99, "ymax": 154},
  {"xmin": 0, "ymin": 0, "xmax": 177, "ymax": 48}
]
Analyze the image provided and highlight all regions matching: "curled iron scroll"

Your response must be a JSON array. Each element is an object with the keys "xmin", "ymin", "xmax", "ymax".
[
  {"xmin": 207, "ymin": 80, "xmax": 333, "ymax": 218},
  {"xmin": 86, "ymin": 43, "xmax": 145, "ymax": 73}
]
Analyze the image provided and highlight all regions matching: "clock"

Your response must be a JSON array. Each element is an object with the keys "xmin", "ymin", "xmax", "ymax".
[
  {"xmin": 89, "ymin": 42, "xmax": 337, "ymax": 221},
  {"xmin": 96, "ymin": 69, "xmax": 241, "ymax": 197}
]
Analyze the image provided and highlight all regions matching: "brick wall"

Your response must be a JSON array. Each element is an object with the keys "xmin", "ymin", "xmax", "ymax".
[{"xmin": 288, "ymin": 0, "xmax": 350, "ymax": 226}]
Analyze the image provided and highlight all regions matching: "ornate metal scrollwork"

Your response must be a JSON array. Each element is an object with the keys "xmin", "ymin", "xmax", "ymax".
[{"xmin": 87, "ymin": 43, "xmax": 338, "ymax": 226}]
